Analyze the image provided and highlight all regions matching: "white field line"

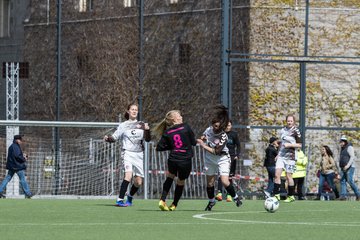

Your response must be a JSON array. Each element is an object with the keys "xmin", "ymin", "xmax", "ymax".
[{"xmin": 193, "ymin": 210, "xmax": 360, "ymax": 227}]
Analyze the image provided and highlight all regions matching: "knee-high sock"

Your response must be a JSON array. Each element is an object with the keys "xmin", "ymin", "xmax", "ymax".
[
  {"xmin": 288, "ymin": 185, "xmax": 295, "ymax": 196},
  {"xmin": 172, "ymin": 184, "xmax": 184, "ymax": 206},
  {"xmin": 129, "ymin": 184, "xmax": 139, "ymax": 196},
  {"xmin": 119, "ymin": 180, "xmax": 130, "ymax": 199},
  {"xmin": 207, "ymin": 186, "xmax": 215, "ymax": 199},
  {"xmin": 217, "ymin": 177, "xmax": 223, "ymax": 193},
  {"xmin": 273, "ymin": 183, "xmax": 281, "ymax": 195},
  {"xmin": 160, "ymin": 177, "xmax": 174, "ymax": 201},
  {"xmin": 225, "ymin": 184, "xmax": 237, "ymax": 198}
]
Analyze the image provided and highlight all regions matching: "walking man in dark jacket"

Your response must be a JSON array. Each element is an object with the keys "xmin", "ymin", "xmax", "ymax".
[
  {"xmin": 0, "ymin": 135, "xmax": 32, "ymax": 199},
  {"xmin": 263, "ymin": 137, "xmax": 279, "ymax": 198}
]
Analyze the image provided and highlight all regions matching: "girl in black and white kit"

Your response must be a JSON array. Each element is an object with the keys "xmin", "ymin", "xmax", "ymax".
[
  {"xmin": 197, "ymin": 105, "xmax": 242, "ymax": 211},
  {"xmin": 104, "ymin": 103, "xmax": 151, "ymax": 207},
  {"xmin": 154, "ymin": 110, "xmax": 196, "ymax": 211}
]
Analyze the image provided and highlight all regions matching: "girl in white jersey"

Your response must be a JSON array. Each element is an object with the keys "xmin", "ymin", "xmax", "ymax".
[
  {"xmin": 273, "ymin": 114, "xmax": 302, "ymax": 203},
  {"xmin": 104, "ymin": 103, "xmax": 151, "ymax": 207},
  {"xmin": 197, "ymin": 105, "xmax": 242, "ymax": 211}
]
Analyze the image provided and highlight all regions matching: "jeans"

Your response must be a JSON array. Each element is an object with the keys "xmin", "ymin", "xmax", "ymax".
[
  {"xmin": 266, "ymin": 166, "xmax": 276, "ymax": 194},
  {"xmin": 0, "ymin": 169, "xmax": 32, "ymax": 196},
  {"xmin": 318, "ymin": 172, "xmax": 339, "ymax": 198},
  {"xmin": 340, "ymin": 166, "xmax": 360, "ymax": 197}
]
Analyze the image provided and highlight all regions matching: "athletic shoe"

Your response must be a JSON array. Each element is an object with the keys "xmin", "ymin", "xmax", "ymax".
[
  {"xmin": 284, "ymin": 196, "xmax": 295, "ymax": 203},
  {"xmin": 0, "ymin": 193, "xmax": 6, "ymax": 199},
  {"xmin": 204, "ymin": 201, "xmax": 216, "ymax": 211},
  {"xmin": 234, "ymin": 197, "xmax": 242, "ymax": 207},
  {"xmin": 25, "ymin": 194, "xmax": 33, "ymax": 199},
  {"xmin": 169, "ymin": 204, "xmax": 176, "ymax": 211},
  {"xmin": 263, "ymin": 190, "xmax": 271, "ymax": 199},
  {"xmin": 274, "ymin": 194, "xmax": 281, "ymax": 201},
  {"xmin": 116, "ymin": 200, "xmax": 128, "ymax": 207},
  {"xmin": 226, "ymin": 195, "xmax": 233, "ymax": 202},
  {"xmin": 159, "ymin": 200, "xmax": 169, "ymax": 211},
  {"xmin": 126, "ymin": 195, "xmax": 133, "ymax": 206},
  {"xmin": 215, "ymin": 192, "xmax": 223, "ymax": 201}
]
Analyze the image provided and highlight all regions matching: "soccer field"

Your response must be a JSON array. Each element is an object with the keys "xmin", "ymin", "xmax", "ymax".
[{"xmin": 1, "ymin": 198, "xmax": 359, "ymax": 240}]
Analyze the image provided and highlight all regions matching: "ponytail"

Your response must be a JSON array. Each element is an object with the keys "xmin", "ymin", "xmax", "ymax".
[
  {"xmin": 153, "ymin": 110, "xmax": 180, "ymax": 139},
  {"xmin": 153, "ymin": 119, "xmax": 168, "ymax": 139}
]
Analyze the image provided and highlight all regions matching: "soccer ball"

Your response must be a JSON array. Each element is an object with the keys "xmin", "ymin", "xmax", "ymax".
[{"xmin": 264, "ymin": 197, "xmax": 279, "ymax": 213}]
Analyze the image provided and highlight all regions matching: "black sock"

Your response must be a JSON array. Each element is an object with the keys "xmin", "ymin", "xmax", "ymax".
[
  {"xmin": 172, "ymin": 184, "xmax": 184, "ymax": 206},
  {"xmin": 160, "ymin": 177, "xmax": 174, "ymax": 201},
  {"xmin": 273, "ymin": 183, "xmax": 281, "ymax": 195},
  {"xmin": 119, "ymin": 180, "xmax": 130, "ymax": 199},
  {"xmin": 217, "ymin": 177, "xmax": 223, "ymax": 193},
  {"xmin": 225, "ymin": 184, "xmax": 236, "ymax": 198},
  {"xmin": 207, "ymin": 186, "xmax": 215, "ymax": 199},
  {"xmin": 288, "ymin": 185, "xmax": 295, "ymax": 196},
  {"xmin": 129, "ymin": 184, "xmax": 139, "ymax": 196}
]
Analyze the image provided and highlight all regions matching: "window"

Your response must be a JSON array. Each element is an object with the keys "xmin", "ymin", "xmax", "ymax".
[
  {"xmin": 124, "ymin": 0, "xmax": 136, "ymax": 8},
  {"xmin": 0, "ymin": 0, "xmax": 10, "ymax": 38},
  {"xmin": 79, "ymin": 0, "xmax": 93, "ymax": 12},
  {"xmin": 179, "ymin": 44, "xmax": 191, "ymax": 64}
]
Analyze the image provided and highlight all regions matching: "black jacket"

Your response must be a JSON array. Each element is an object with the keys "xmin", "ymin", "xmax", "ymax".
[
  {"xmin": 264, "ymin": 144, "xmax": 278, "ymax": 167},
  {"xmin": 6, "ymin": 140, "xmax": 27, "ymax": 171}
]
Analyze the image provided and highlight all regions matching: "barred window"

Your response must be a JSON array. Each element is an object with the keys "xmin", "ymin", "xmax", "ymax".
[
  {"xmin": 124, "ymin": 0, "xmax": 137, "ymax": 8},
  {"xmin": 79, "ymin": 0, "xmax": 93, "ymax": 12},
  {"xmin": 179, "ymin": 44, "xmax": 191, "ymax": 64}
]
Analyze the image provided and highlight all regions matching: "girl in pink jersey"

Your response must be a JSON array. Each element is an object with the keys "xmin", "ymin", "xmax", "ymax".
[{"xmin": 154, "ymin": 110, "xmax": 196, "ymax": 211}]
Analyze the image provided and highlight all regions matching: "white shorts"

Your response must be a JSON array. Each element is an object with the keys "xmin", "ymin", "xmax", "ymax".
[
  {"xmin": 122, "ymin": 150, "xmax": 144, "ymax": 178},
  {"xmin": 204, "ymin": 153, "xmax": 231, "ymax": 176},
  {"xmin": 276, "ymin": 157, "xmax": 296, "ymax": 174}
]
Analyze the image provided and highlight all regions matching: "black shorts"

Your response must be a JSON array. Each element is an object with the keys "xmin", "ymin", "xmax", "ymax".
[{"xmin": 168, "ymin": 159, "xmax": 192, "ymax": 180}]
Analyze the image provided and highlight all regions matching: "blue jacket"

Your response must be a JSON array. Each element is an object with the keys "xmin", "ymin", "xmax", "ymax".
[{"xmin": 6, "ymin": 140, "xmax": 27, "ymax": 171}]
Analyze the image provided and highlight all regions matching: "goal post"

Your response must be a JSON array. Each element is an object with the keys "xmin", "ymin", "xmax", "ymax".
[{"xmin": 0, "ymin": 120, "xmax": 210, "ymax": 200}]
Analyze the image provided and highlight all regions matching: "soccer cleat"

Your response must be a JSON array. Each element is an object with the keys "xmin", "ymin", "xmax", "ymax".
[
  {"xmin": 215, "ymin": 192, "xmax": 223, "ymax": 201},
  {"xmin": 159, "ymin": 200, "xmax": 169, "ymax": 211},
  {"xmin": 204, "ymin": 201, "xmax": 216, "ymax": 211},
  {"xmin": 116, "ymin": 200, "xmax": 128, "ymax": 207},
  {"xmin": 126, "ymin": 195, "xmax": 133, "ymax": 206},
  {"xmin": 234, "ymin": 197, "xmax": 242, "ymax": 207},
  {"xmin": 284, "ymin": 196, "xmax": 295, "ymax": 203},
  {"xmin": 274, "ymin": 194, "xmax": 281, "ymax": 201},
  {"xmin": 0, "ymin": 193, "xmax": 6, "ymax": 199},
  {"xmin": 169, "ymin": 204, "xmax": 176, "ymax": 211},
  {"xmin": 263, "ymin": 190, "xmax": 271, "ymax": 199},
  {"xmin": 226, "ymin": 195, "xmax": 233, "ymax": 202}
]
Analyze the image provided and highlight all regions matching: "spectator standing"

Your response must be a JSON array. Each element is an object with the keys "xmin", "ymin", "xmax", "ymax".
[
  {"xmin": 315, "ymin": 145, "xmax": 339, "ymax": 200},
  {"xmin": 263, "ymin": 136, "xmax": 279, "ymax": 198},
  {"xmin": 215, "ymin": 120, "xmax": 240, "ymax": 202},
  {"xmin": 338, "ymin": 135, "xmax": 360, "ymax": 201},
  {"xmin": 104, "ymin": 103, "xmax": 151, "ymax": 207},
  {"xmin": 0, "ymin": 135, "xmax": 33, "ymax": 199},
  {"xmin": 292, "ymin": 149, "xmax": 308, "ymax": 200},
  {"xmin": 154, "ymin": 110, "xmax": 197, "ymax": 211}
]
